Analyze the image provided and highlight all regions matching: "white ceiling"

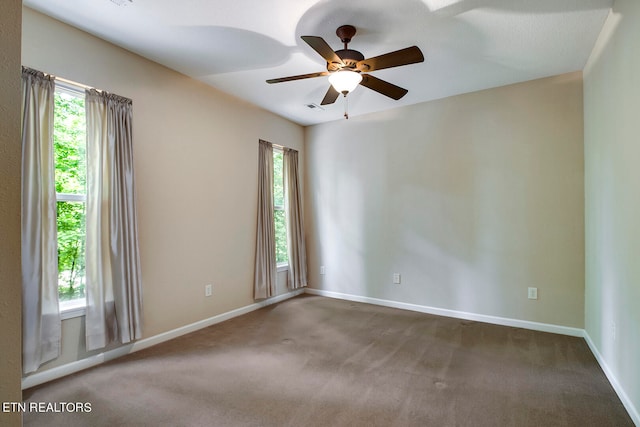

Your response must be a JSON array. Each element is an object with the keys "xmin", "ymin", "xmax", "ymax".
[{"xmin": 23, "ymin": 0, "xmax": 612, "ymax": 126}]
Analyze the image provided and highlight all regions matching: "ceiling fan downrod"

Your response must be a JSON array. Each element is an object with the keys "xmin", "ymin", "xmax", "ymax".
[{"xmin": 336, "ymin": 24, "xmax": 356, "ymax": 50}]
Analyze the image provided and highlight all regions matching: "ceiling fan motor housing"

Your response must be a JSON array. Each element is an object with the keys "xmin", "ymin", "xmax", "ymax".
[{"xmin": 328, "ymin": 49, "xmax": 365, "ymax": 71}]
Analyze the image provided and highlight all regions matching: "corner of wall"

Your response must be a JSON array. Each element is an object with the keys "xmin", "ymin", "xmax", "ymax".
[
  {"xmin": 0, "ymin": 1, "xmax": 24, "ymax": 426},
  {"xmin": 583, "ymin": 0, "xmax": 640, "ymax": 423}
]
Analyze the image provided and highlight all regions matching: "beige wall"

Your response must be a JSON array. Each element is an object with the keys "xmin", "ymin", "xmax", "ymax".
[
  {"xmin": 584, "ymin": 0, "xmax": 640, "ymax": 418},
  {"xmin": 0, "ymin": 1, "xmax": 23, "ymax": 425},
  {"xmin": 305, "ymin": 72, "xmax": 585, "ymax": 328},
  {"xmin": 21, "ymin": 7, "xmax": 304, "ymax": 373},
  {"xmin": 12, "ymin": 4, "xmax": 639, "ymax": 420}
]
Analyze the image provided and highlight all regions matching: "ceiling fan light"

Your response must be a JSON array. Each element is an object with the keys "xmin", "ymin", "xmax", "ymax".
[{"xmin": 328, "ymin": 70, "xmax": 362, "ymax": 95}]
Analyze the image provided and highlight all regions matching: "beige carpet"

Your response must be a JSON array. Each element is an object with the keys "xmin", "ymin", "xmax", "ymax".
[{"xmin": 24, "ymin": 294, "xmax": 633, "ymax": 426}]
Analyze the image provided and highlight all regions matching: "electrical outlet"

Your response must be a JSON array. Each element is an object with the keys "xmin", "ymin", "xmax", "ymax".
[
  {"xmin": 527, "ymin": 287, "xmax": 538, "ymax": 300},
  {"xmin": 393, "ymin": 273, "xmax": 401, "ymax": 284},
  {"xmin": 320, "ymin": 266, "xmax": 325, "ymax": 275},
  {"xmin": 205, "ymin": 284, "xmax": 212, "ymax": 297}
]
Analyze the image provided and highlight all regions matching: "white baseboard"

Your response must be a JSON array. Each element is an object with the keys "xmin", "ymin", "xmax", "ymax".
[
  {"xmin": 304, "ymin": 288, "xmax": 584, "ymax": 337},
  {"xmin": 583, "ymin": 331, "xmax": 640, "ymax": 426},
  {"xmin": 21, "ymin": 288, "xmax": 304, "ymax": 390},
  {"xmin": 305, "ymin": 288, "xmax": 640, "ymax": 425},
  {"xmin": 21, "ymin": 286, "xmax": 638, "ymax": 426}
]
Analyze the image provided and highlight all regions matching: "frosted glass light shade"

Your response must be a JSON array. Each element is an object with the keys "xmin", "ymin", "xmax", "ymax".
[{"xmin": 328, "ymin": 70, "xmax": 362, "ymax": 94}]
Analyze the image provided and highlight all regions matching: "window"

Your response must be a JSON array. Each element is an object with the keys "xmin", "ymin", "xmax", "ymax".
[
  {"xmin": 273, "ymin": 149, "xmax": 288, "ymax": 267},
  {"xmin": 53, "ymin": 84, "xmax": 87, "ymax": 311}
]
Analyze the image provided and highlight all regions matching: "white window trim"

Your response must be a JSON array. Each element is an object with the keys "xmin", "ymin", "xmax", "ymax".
[
  {"xmin": 57, "ymin": 192, "xmax": 86, "ymax": 202},
  {"xmin": 273, "ymin": 147, "xmax": 289, "ymax": 270},
  {"xmin": 56, "ymin": 192, "xmax": 87, "ymax": 316},
  {"xmin": 55, "ymin": 80, "xmax": 85, "ymax": 97},
  {"xmin": 277, "ymin": 263, "xmax": 289, "ymax": 272},
  {"xmin": 59, "ymin": 298, "xmax": 86, "ymax": 320},
  {"xmin": 55, "ymin": 83, "xmax": 88, "ymax": 318}
]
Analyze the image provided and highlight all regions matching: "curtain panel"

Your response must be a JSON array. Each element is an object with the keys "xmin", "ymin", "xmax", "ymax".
[
  {"xmin": 20, "ymin": 66, "xmax": 61, "ymax": 374},
  {"xmin": 85, "ymin": 89, "xmax": 143, "ymax": 351},
  {"xmin": 283, "ymin": 148, "xmax": 308, "ymax": 290},
  {"xmin": 254, "ymin": 140, "xmax": 276, "ymax": 299}
]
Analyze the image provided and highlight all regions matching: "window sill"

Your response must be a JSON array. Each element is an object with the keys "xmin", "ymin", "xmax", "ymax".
[
  {"xmin": 277, "ymin": 263, "xmax": 289, "ymax": 273},
  {"xmin": 60, "ymin": 299, "xmax": 86, "ymax": 320}
]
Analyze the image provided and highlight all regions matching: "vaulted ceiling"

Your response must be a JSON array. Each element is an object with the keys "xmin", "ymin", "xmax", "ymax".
[{"xmin": 24, "ymin": 0, "xmax": 612, "ymax": 125}]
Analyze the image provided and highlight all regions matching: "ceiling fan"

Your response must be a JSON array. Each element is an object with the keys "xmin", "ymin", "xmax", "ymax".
[{"xmin": 267, "ymin": 25, "xmax": 425, "ymax": 109}]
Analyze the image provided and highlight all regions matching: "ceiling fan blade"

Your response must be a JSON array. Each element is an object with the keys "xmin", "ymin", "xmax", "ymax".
[
  {"xmin": 266, "ymin": 71, "xmax": 329, "ymax": 84},
  {"xmin": 320, "ymin": 86, "xmax": 340, "ymax": 105},
  {"xmin": 360, "ymin": 74, "xmax": 408, "ymax": 100},
  {"xmin": 301, "ymin": 36, "xmax": 344, "ymax": 66},
  {"xmin": 357, "ymin": 46, "xmax": 424, "ymax": 72}
]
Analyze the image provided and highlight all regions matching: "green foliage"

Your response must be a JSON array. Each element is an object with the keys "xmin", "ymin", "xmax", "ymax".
[
  {"xmin": 54, "ymin": 92, "xmax": 86, "ymax": 194},
  {"xmin": 273, "ymin": 151, "xmax": 284, "ymax": 207},
  {"xmin": 56, "ymin": 201, "xmax": 86, "ymax": 300},
  {"xmin": 273, "ymin": 151, "xmax": 289, "ymax": 264},
  {"xmin": 274, "ymin": 209, "xmax": 288, "ymax": 263},
  {"xmin": 54, "ymin": 91, "xmax": 87, "ymax": 301}
]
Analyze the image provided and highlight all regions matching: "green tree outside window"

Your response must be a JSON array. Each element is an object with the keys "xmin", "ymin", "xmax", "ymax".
[
  {"xmin": 54, "ymin": 90, "xmax": 87, "ymax": 301},
  {"xmin": 273, "ymin": 150, "xmax": 288, "ymax": 264}
]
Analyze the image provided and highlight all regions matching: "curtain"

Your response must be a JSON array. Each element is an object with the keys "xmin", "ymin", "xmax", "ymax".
[
  {"xmin": 21, "ymin": 67, "xmax": 61, "ymax": 374},
  {"xmin": 85, "ymin": 89, "xmax": 143, "ymax": 351},
  {"xmin": 254, "ymin": 140, "xmax": 276, "ymax": 299},
  {"xmin": 283, "ymin": 149, "xmax": 308, "ymax": 290}
]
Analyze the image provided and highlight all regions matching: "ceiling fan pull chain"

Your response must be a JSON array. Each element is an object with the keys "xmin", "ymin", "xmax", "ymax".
[{"xmin": 344, "ymin": 94, "xmax": 349, "ymax": 120}]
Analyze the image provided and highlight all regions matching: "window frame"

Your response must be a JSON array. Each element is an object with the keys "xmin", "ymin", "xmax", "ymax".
[
  {"xmin": 54, "ymin": 81, "xmax": 87, "ymax": 318},
  {"xmin": 272, "ymin": 147, "xmax": 289, "ymax": 271}
]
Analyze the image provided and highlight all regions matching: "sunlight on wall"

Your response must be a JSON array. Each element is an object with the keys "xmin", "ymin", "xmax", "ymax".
[{"xmin": 306, "ymin": 71, "xmax": 584, "ymax": 329}]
